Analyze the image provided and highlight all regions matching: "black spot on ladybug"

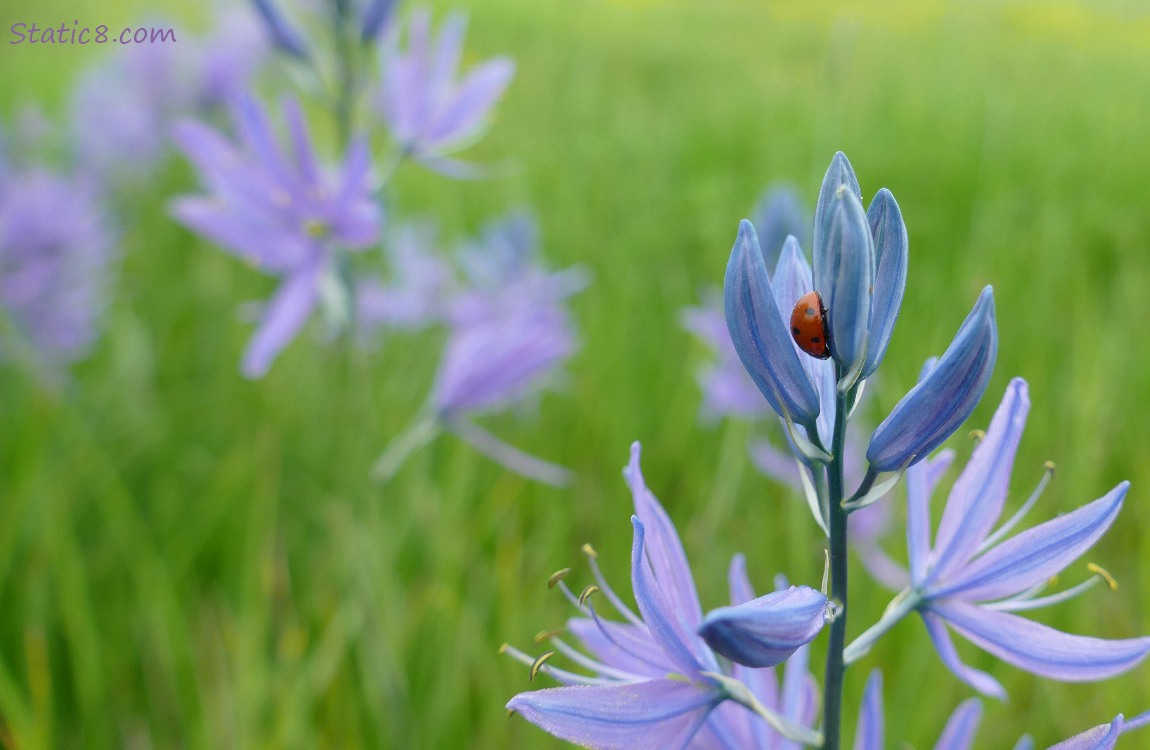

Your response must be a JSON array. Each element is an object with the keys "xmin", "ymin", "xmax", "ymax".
[
  {"xmin": 792, "ymin": 326, "xmax": 801, "ymax": 336},
  {"xmin": 811, "ymin": 337, "xmax": 821, "ymax": 344}
]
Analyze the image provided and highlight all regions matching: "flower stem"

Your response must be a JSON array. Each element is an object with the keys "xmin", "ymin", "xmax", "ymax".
[{"xmin": 822, "ymin": 363, "xmax": 850, "ymax": 750}]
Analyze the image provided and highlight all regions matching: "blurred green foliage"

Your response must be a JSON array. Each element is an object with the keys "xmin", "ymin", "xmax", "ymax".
[{"xmin": 2, "ymin": 0, "xmax": 1150, "ymax": 747}]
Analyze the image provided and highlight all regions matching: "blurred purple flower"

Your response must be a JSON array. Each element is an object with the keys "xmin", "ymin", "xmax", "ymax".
[
  {"xmin": 853, "ymin": 670, "xmax": 984, "ymax": 750},
  {"xmin": 681, "ymin": 294, "xmax": 771, "ymax": 422},
  {"xmin": 69, "ymin": 12, "xmax": 266, "ymax": 184},
  {"xmin": 376, "ymin": 8, "xmax": 515, "ymax": 175},
  {"xmin": 855, "ymin": 378, "xmax": 1150, "ymax": 698},
  {"xmin": 504, "ymin": 443, "xmax": 823, "ymax": 748},
  {"xmin": 356, "ymin": 222, "xmax": 454, "ymax": 334},
  {"xmin": 0, "ymin": 169, "xmax": 115, "ymax": 365},
  {"xmin": 750, "ymin": 184, "xmax": 811, "ymax": 273},
  {"xmin": 857, "ymin": 670, "xmax": 1150, "ymax": 750},
  {"xmin": 171, "ymin": 96, "xmax": 381, "ymax": 377}
]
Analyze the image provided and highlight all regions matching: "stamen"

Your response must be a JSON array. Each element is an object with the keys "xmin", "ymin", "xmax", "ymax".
[
  {"xmin": 968, "ymin": 429, "xmax": 986, "ymax": 445},
  {"xmin": 533, "ymin": 628, "xmax": 565, "ymax": 645},
  {"xmin": 583, "ymin": 601, "xmax": 668, "ymax": 672},
  {"xmin": 584, "ymin": 548, "xmax": 644, "ymax": 627},
  {"xmin": 548, "ymin": 568, "xmax": 571, "ymax": 588},
  {"xmin": 499, "ymin": 642, "xmax": 617, "ymax": 686},
  {"xmin": 976, "ymin": 462, "xmax": 1055, "ymax": 554},
  {"xmin": 578, "ymin": 585, "xmax": 600, "ymax": 607},
  {"xmin": 1087, "ymin": 562, "xmax": 1118, "ymax": 591},
  {"xmin": 549, "ymin": 637, "xmax": 646, "ymax": 681},
  {"xmin": 555, "ymin": 580, "xmax": 585, "ymax": 610},
  {"xmin": 821, "ymin": 549, "xmax": 830, "ymax": 596},
  {"xmin": 986, "ymin": 564, "xmax": 1115, "ymax": 612},
  {"xmin": 530, "ymin": 651, "xmax": 555, "ymax": 680}
]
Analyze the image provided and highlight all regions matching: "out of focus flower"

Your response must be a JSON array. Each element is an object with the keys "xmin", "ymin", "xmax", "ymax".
[
  {"xmin": 856, "ymin": 670, "xmax": 1150, "ymax": 750},
  {"xmin": 504, "ymin": 443, "xmax": 824, "ymax": 748},
  {"xmin": 377, "ymin": 8, "xmax": 515, "ymax": 175},
  {"xmin": 848, "ymin": 379, "xmax": 1150, "ymax": 699},
  {"xmin": 370, "ymin": 214, "xmax": 584, "ymax": 486},
  {"xmin": 750, "ymin": 184, "xmax": 810, "ymax": 272},
  {"xmin": 171, "ymin": 96, "xmax": 380, "ymax": 377},
  {"xmin": 681, "ymin": 293, "xmax": 771, "ymax": 422},
  {"xmin": 70, "ymin": 11, "xmax": 267, "ymax": 183},
  {"xmin": 356, "ymin": 222, "xmax": 454, "ymax": 334},
  {"xmin": 0, "ymin": 169, "xmax": 115, "ymax": 366},
  {"xmin": 853, "ymin": 670, "xmax": 983, "ymax": 750}
]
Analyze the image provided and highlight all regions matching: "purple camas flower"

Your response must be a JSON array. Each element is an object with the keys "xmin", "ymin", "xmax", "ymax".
[
  {"xmin": 0, "ymin": 168, "xmax": 114, "ymax": 366},
  {"xmin": 504, "ymin": 443, "xmax": 825, "ymax": 748},
  {"xmin": 376, "ymin": 8, "xmax": 515, "ymax": 175},
  {"xmin": 431, "ymin": 213, "xmax": 586, "ymax": 418},
  {"xmin": 848, "ymin": 378, "xmax": 1150, "ymax": 699},
  {"xmin": 171, "ymin": 95, "xmax": 381, "ymax": 377}
]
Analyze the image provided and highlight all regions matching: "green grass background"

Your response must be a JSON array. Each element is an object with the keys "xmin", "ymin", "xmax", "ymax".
[{"xmin": 2, "ymin": 0, "xmax": 1150, "ymax": 746}]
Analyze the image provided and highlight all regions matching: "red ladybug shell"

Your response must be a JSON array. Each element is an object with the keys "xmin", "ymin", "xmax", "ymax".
[{"xmin": 790, "ymin": 291, "xmax": 830, "ymax": 359}]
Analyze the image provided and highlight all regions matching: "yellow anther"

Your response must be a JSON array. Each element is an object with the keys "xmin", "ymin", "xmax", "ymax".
[
  {"xmin": 1047, "ymin": 575, "xmax": 1059, "ymax": 587},
  {"xmin": 533, "ymin": 628, "xmax": 564, "ymax": 645},
  {"xmin": 506, "ymin": 708, "xmax": 517, "ymax": 719},
  {"xmin": 969, "ymin": 429, "xmax": 986, "ymax": 444},
  {"xmin": 1088, "ymin": 563, "xmax": 1118, "ymax": 591},
  {"xmin": 303, "ymin": 218, "xmax": 329, "ymax": 238},
  {"xmin": 582, "ymin": 543, "xmax": 598, "ymax": 559},
  {"xmin": 498, "ymin": 643, "xmax": 509, "ymax": 655},
  {"xmin": 578, "ymin": 585, "xmax": 600, "ymax": 607},
  {"xmin": 547, "ymin": 568, "xmax": 571, "ymax": 588},
  {"xmin": 530, "ymin": 651, "xmax": 555, "ymax": 681},
  {"xmin": 1044, "ymin": 460, "xmax": 1057, "ymax": 475}
]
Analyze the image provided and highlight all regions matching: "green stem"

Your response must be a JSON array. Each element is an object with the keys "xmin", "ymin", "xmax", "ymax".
[{"xmin": 822, "ymin": 362, "xmax": 850, "ymax": 750}]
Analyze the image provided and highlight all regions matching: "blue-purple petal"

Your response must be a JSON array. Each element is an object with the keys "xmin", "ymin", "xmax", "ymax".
[
  {"xmin": 698, "ymin": 586, "xmax": 826, "ymax": 668},
  {"xmin": 625, "ymin": 444, "xmax": 706, "ymax": 632},
  {"xmin": 724, "ymin": 220, "xmax": 820, "ymax": 425},
  {"xmin": 934, "ymin": 482, "xmax": 1127, "ymax": 602},
  {"xmin": 1047, "ymin": 715, "xmax": 1124, "ymax": 750},
  {"xmin": 631, "ymin": 518, "xmax": 709, "ymax": 677},
  {"xmin": 813, "ymin": 151, "xmax": 862, "ymax": 298},
  {"xmin": 926, "ymin": 377, "xmax": 1029, "ymax": 585},
  {"xmin": 931, "ymin": 600, "xmax": 1150, "ymax": 683},
  {"xmin": 866, "ymin": 286, "xmax": 997, "ymax": 472},
  {"xmin": 920, "ymin": 609, "xmax": 1006, "ymax": 699},
  {"xmin": 862, "ymin": 188, "xmax": 908, "ymax": 377},
  {"xmin": 507, "ymin": 678, "xmax": 721, "ymax": 750},
  {"xmin": 933, "ymin": 699, "xmax": 982, "ymax": 750},
  {"xmin": 853, "ymin": 670, "xmax": 884, "ymax": 750},
  {"xmin": 817, "ymin": 188, "xmax": 873, "ymax": 374},
  {"xmin": 241, "ymin": 255, "xmax": 324, "ymax": 378}
]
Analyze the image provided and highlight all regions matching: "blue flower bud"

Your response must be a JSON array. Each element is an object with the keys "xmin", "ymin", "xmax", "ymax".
[
  {"xmin": 866, "ymin": 287, "xmax": 997, "ymax": 471},
  {"xmin": 251, "ymin": 0, "xmax": 310, "ymax": 60},
  {"xmin": 698, "ymin": 586, "xmax": 827, "ymax": 668},
  {"xmin": 361, "ymin": 0, "xmax": 398, "ymax": 41},
  {"xmin": 817, "ymin": 187, "xmax": 873, "ymax": 381},
  {"xmin": 724, "ymin": 220, "xmax": 821, "ymax": 425},
  {"xmin": 813, "ymin": 152, "xmax": 862, "ymax": 281},
  {"xmin": 862, "ymin": 188, "xmax": 908, "ymax": 377}
]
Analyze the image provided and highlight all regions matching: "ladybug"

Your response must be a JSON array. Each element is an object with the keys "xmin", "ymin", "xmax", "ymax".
[{"xmin": 790, "ymin": 290, "xmax": 831, "ymax": 359}]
